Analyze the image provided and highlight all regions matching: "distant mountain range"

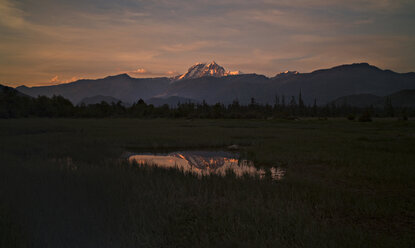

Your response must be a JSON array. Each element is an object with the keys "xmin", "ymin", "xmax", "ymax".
[
  {"xmin": 12, "ymin": 62, "xmax": 415, "ymax": 106},
  {"xmin": 17, "ymin": 74, "xmax": 170, "ymax": 105}
]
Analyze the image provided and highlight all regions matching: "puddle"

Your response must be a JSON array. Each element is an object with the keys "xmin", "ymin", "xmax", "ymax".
[{"xmin": 128, "ymin": 151, "xmax": 285, "ymax": 180}]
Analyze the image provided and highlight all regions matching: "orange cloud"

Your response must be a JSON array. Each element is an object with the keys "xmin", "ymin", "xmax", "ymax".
[
  {"xmin": 166, "ymin": 70, "xmax": 179, "ymax": 76},
  {"xmin": 134, "ymin": 68, "xmax": 148, "ymax": 74},
  {"xmin": 50, "ymin": 75, "xmax": 59, "ymax": 83},
  {"xmin": 127, "ymin": 68, "xmax": 177, "ymax": 77},
  {"xmin": 124, "ymin": 68, "xmax": 180, "ymax": 78},
  {"xmin": 49, "ymin": 76, "xmax": 79, "ymax": 84}
]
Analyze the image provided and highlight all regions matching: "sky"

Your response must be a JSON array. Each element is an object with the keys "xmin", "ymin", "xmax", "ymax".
[{"xmin": 1, "ymin": 0, "xmax": 414, "ymax": 87}]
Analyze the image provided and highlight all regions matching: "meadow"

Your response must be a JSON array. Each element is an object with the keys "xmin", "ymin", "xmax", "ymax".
[{"xmin": 0, "ymin": 118, "xmax": 414, "ymax": 247}]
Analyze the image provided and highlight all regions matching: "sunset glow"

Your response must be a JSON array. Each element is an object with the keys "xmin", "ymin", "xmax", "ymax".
[{"xmin": 1, "ymin": 0, "xmax": 414, "ymax": 86}]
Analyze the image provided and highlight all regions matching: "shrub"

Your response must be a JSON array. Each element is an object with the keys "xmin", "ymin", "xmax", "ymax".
[
  {"xmin": 358, "ymin": 111, "xmax": 372, "ymax": 122},
  {"xmin": 347, "ymin": 114, "xmax": 355, "ymax": 121}
]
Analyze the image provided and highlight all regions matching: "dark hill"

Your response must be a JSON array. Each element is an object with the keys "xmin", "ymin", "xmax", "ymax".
[
  {"xmin": 331, "ymin": 89, "xmax": 415, "ymax": 108},
  {"xmin": 1, "ymin": 84, "xmax": 30, "ymax": 98},
  {"xmin": 16, "ymin": 75, "xmax": 171, "ymax": 104},
  {"xmin": 79, "ymin": 95, "xmax": 124, "ymax": 106},
  {"xmin": 384, "ymin": 89, "xmax": 415, "ymax": 108},
  {"xmin": 331, "ymin": 94, "xmax": 382, "ymax": 108}
]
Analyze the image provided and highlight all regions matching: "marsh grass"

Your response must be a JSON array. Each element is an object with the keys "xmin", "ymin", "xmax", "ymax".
[{"xmin": 0, "ymin": 118, "xmax": 414, "ymax": 247}]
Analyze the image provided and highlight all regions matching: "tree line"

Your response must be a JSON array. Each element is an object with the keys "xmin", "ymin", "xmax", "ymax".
[{"xmin": 1, "ymin": 87, "xmax": 412, "ymax": 120}]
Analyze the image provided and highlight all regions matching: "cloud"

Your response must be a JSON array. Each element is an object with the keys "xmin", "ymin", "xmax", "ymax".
[
  {"xmin": 161, "ymin": 41, "xmax": 214, "ymax": 53},
  {"xmin": 49, "ymin": 75, "xmax": 59, "ymax": 83},
  {"xmin": 0, "ymin": 0, "xmax": 26, "ymax": 29},
  {"xmin": 126, "ymin": 68, "xmax": 154, "ymax": 77},
  {"xmin": 0, "ymin": 0, "xmax": 414, "ymax": 86},
  {"xmin": 125, "ymin": 68, "xmax": 180, "ymax": 78},
  {"xmin": 133, "ymin": 68, "xmax": 148, "ymax": 74},
  {"xmin": 49, "ymin": 75, "xmax": 79, "ymax": 84},
  {"xmin": 166, "ymin": 70, "xmax": 179, "ymax": 76}
]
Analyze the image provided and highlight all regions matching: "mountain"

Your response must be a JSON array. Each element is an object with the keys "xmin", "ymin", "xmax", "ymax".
[
  {"xmin": 162, "ymin": 73, "xmax": 271, "ymax": 105},
  {"xmin": 78, "ymin": 95, "xmax": 124, "ymax": 105},
  {"xmin": 174, "ymin": 61, "xmax": 241, "ymax": 81},
  {"xmin": 1, "ymin": 84, "xmax": 30, "ymax": 98},
  {"xmin": 16, "ymin": 74, "xmax": 171, "ymax": 104},
  {"xmin": 1, "ymin": 84, "xmax": 33, "ymax": 118},
  {"xmin": 14, "ymin": 62, "xmax": 415, "ymax": 106},
  {"xmin": 272, "ymin": 71, "xmax": 299, "ymax": 79},
  {"xmin": 163, "ymin": 63, "xmax": 415, "ymax": 105},
  {"xmin": 331, "ymin": 94, "xmax": 383, "ymax": 108},
  {"xmin": 268, "ymin": 63, "xmax": 415, "ymax": 105},
  {"xmin": 331, "ymin": 89, "xmax": 415, "ymax": 108},
  {"xmin": 385, "ymin": 89, "xmax": 415, "ymax": 107}
]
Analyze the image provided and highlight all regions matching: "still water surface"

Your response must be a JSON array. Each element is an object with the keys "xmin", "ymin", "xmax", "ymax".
[{"xmin": 128, "ymin": 151, "xmax": 285, "ymax": 180}]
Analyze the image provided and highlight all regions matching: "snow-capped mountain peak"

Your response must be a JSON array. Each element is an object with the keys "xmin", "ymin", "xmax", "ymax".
[{"xmin": 174, "ymin": 61, "xmax": 241, "ymax": 81}]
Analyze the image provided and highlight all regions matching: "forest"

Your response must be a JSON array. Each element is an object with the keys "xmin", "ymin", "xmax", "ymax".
[{"xmin": 0, "ymin": 86, "xmax": 412, "ymax": 120}]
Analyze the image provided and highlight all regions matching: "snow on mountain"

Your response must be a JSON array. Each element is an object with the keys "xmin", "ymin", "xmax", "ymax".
[
  {"xmin": 273, "ymin": 71, "xmax": 300, "ymax": 79},
  {"xmin": 173, "ymin": 61, "xmax": 241, "ymax": 81}
]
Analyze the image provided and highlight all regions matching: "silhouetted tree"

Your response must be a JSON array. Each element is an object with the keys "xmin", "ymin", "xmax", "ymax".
[
  {"xmin": 384, "ymin": 96, "xmax": 394, "ymax": 117},
  {"xmin": 312, "ymin": 98, "xmax": 317, "ymax": 117},
  {"xmin": 2, "ymin": 88, "xmax": 415, "ymax": 119}
]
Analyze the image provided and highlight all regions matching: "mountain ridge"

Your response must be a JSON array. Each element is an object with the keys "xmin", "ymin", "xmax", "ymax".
[{"xmin": 14, "ymin": 62, "xmax": 415, "ymax": 106}]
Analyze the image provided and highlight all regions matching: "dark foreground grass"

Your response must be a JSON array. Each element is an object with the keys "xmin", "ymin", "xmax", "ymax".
[{"xmin": 0, "ymin": 118, "xmax": 414, "ymax": 247}]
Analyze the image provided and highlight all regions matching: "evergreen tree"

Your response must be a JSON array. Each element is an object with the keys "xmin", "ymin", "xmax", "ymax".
[
  {"xmin": 298, "ymin": 90, "xmax": 304, "ymax": 109},
  {"xmin": 298, "ymin": 90, "xmax": 305, "ymax": 116},
  {"xmin": 289, "ymin": 96, "xmax": 297, "ymax": 116},
  {"xmin": 313, "ymin": 98, "xmax": 317, "ymax": 116},
  {"xmin": 281, "ymin": 95, "xmax": 286, "ymax": 108},
  {"xmin": 274, "ymin": 95, "xmax": 280, "ymax": 108},
  {"xmin": 384, "ymin": 96, "xmax": 394, "ymax": 117}
]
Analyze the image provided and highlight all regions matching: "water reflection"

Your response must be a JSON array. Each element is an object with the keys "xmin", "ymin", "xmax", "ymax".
[{"xmin": 128, "ymin": 151, "xmax": 285, "ymax": 180}]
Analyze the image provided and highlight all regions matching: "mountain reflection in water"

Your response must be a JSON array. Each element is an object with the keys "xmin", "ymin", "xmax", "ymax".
[{"xmin": 128, "ymin": 151, "xmax": 284, "ymax": 180}]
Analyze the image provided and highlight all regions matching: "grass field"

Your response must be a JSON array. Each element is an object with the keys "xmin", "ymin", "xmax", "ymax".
[{"xmin": 0, "ymin": 118, "xmax": 414, "ymax": 247}]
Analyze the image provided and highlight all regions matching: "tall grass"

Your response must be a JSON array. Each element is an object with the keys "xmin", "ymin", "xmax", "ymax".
[{"xmin": 0, "ymin": 118, "xmax": 414, "ymax": 247}]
